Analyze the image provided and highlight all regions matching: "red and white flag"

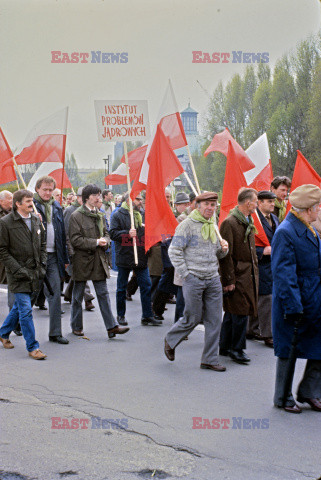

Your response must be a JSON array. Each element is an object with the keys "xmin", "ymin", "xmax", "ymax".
[
  {"xmin": 28, "ymin": 161, "xmax": 72, "ymax": 192},
  {"xmin": 0, "ymin": 127, "xmax": 17, "ymax": 185},
  {"xmin": 130, "ymin": 80, "xmax": 187, "ymax": 200},
  {"xmin": 244, "ymin": 133, "xmax": 273, "ymax": 191},
  {"xmin": 15, "ymin": 108, "xmax": 68, "ymax": 166},
  {"xmin": 252, "ymin": 210, "xmax": 270, "ymax": 247},
  {"xmin": 105, "ymin": 144, "xmax": 147, "ymax": 185}
]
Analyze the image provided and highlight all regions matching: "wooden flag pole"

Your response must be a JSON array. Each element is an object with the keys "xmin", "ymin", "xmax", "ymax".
[
  {"xmin": 59, "ymin": 107, "xmax": 69, "ymax": 206},
  {"xmin": 186, "ymin": 144, "xmax": 201, "ymax": 195},
  {"xmin": 170, "ymin": 181, "xmax": 175, "ymax": 207},
  {"xmin": 183, "ymin": 172, "xmax": 198, "ymax": 196},
  {"xmin": 124, "ymin": 141, "xmax": 138, "ymax": 266}
]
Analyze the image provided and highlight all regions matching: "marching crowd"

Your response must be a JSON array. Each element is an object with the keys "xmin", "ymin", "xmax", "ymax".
[{"xmin": 0, "ymin": 174, "xmax": 321, "ymax": 414}]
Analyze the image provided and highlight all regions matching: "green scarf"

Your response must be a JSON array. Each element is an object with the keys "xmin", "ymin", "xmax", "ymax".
[
  {"xmin": 275, "ymin": 198, "xmax": 286, "ymax": 222},
  {"xmin": 103, "ymin": 200, "xmax": 111, "ymax": 209},
  {"xmin": 34, "ymin": 193, "xmax": 55, "ymax": 223},
  {"xmin": 121, "ymin": 201, "xmax": 142, "ymax": 228},
  {"xmin": 189, "ymin": 209, "xmax": 216, "ymax": 243},
  {"xmin": 79, "ymin": 205, "xmax": 105, "ymax": 237},
  {"xmin": 230, "ymin": 206, "xmax": 257, "ymax": 243},
  {"xmin": 71, "ymin": 200, "xmax": 81, "ymax": 208}
]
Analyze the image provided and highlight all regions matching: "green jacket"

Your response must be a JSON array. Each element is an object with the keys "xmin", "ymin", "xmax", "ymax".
[{"xmin": 0, "ymin": 210, "xmax": 47, "ymax": 293}]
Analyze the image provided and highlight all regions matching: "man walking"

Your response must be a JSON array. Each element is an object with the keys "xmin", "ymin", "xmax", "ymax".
[
  {"xmin": 0, "ymin": 189, "xmax": 47, "ymax": 359},
  {"xmin": 270, "ymin": 176, "xmax": 291, "ymax": 222},
  {"xmin": 33, "ymin": 175, "xmax": 69, "ymax": 344},
  {"xmin": 219, "ymin": 188, "xmax": 259, "ymax": 364},
  {"xmin": 164, "ymin": 192, "xmax": 228, "ymax": 371},
  {"xmin": 69, "ymin": 184, "xmax": 129, "ymax": 339}
]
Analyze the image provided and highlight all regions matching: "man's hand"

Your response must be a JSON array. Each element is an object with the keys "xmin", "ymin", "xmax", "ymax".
[
  {"xmin": 220, "ymin": 239, "xmax": 228, "ymax": 252},
  {"xmin": 129, "ymin": 228, "xmax": 137, "ymax": 238},
  {"xmin": 263, "ymin": 246, "xmax": 271, "ymax": 255},
  {"xmin": 98, "ymin": 237, "xmax": 107, "ymax": 247},
  {"xmin": 223, "ymin": 284, "xmax": 235, "ymax": 293}
]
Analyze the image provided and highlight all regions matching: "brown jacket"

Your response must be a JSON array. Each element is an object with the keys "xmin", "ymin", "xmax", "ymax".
[
  {"xmin": 147, "ymin": 242, "xmax": 163, "ymax": 277},
  {"xmin": 69, "ymin": 208, "xmax": 110, "ymax": 282},
  {"xmin": 219, "ymin": 214, "xmax": 259, "ymax": 316}
]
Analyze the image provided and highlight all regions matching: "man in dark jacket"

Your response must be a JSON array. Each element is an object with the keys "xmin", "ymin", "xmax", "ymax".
[
  {"xmin": 247, "ymin": 190, "xmax": 279, "ymax": 347},
  {"xmin": 270, "ymin": 176, "xmax": 291, "ymax": 222},
  {"xmin": 109, "ymin": 193, "xmax": 161, "ymax": 326},
  {"xmin": 219, "ymin": 187, "xmax": 259, "ymax": 364},
  {"xmin": 69, "ymin": 184, "xmax": 129, "ymax": 339},
  {"xmin": 272, "ymin": 184, "xmax": 321, "ymax": 413},
  {"xmin": 0, "ymin": 189, "xmax": 47, "ymax": 359},
  {"xmin": 33, "ymin": 175, "xmax": 69, "ymax": 344}
]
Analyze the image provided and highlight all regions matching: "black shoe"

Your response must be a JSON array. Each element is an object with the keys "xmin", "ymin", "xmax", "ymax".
[
  {"xmin": 141, "ymin": 316, "xmax": 162, "ymax": 326},
  {"xmin": 219, "ymin": 348, "xmax": 230, "ymax": 356},
  {"xmin": 229, "ymin": 350, "xmax": 250, "ymax": 364},
  {"xmin": 117, "ymin": 316, "xmax": 128, "ymax": 326},
  {"xmin": 49, "ymin": 335, "xmax": 69, "ymax": 344},
  {"xmin": 36, "ymin": 304, "xmax": 48, "ymax": 310},
  {"xmin": 61, "ymin": 310, "xmax": 65, "ymax": 315},
  {"xmin": 154, "ymin": 314, "xmax": 164, "ymax": 321},
  {"xmin": 13, "ymin": 329, "xmax": 23, "ymax": 336}
]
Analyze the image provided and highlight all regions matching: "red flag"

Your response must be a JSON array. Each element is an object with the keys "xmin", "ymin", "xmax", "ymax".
[
  {"xmin": 0, "ymin": 127, "xmax": 17, "ymax": 184},
  {"xmin": 28, "ymin": 161, "xmax": 72, "ymax": 191},
  {"xmin": 131, "ymin": 81, "xmax": 187, "ymax": 200},
  {"xmin": 244, "ymin": 133, "xmax": 273, "ymax": 190},
  {"xmin": 144, "ymin": 125, "xmax": 184, "ymax": 252},
  {"xmin": 286, "ymin": 151, "xmax": 321, "ymax": 213},
  {"xmin": 252, "ymin": 210, "xmax": 270, "ymax": 247},
  {"xmin": 219, "ymin": 141, "xmax": 248, "ymax": 225},
  {"xmin": 204, "ymin": 128, "xmax": 255, "ymax": 172},
  {"xmin": 105, "ymin": 145, "xmax": 147, "ymax": 185},
  {"xmin": 15, "ymin": 108, "xmax": 68, "ymax": 165}
]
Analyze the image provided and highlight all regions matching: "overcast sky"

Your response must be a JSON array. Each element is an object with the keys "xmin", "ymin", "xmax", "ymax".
[{"xmin": 1, "ymin": 0, "xmax": 320, "ymax": 169}]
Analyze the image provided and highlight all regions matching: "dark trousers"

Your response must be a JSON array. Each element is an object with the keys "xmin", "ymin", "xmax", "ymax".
[
  {"xmin": 219, "ymin": 312, "xmax": 248, "ymax": 351},
  {"xmin": 174, "ymin": 286, "xmax": 185, "ymax": 323},
  {"xmin": 117, "ymin": 267, "xmax": 152, "ymax": 318}
]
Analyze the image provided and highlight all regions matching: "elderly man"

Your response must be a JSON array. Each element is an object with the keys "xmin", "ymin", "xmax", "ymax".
[
  {"xmin": 272, "ymin": 184, "xmax": 321, "ymax": 413},
  {"xmin": 33, "ymin": 175, "xmax": 69, "ymax": 344},
  {"xmin": 164, "ymin": 192, "xmax": 228, "ymax": 371},
  {"xmin": 69, "ymin": 184, "xmax": 128, "ymax": 339},
  {"xmin": 270, "ymin": 176, "xmax": 291, "ymax": 222},
  {"xmin": 0, "ymin": 190, "xmax": 47, "ymax": 359},
  {"xmin": 219, "ymin": 188, "xmax": 259, "ymax": 364}
]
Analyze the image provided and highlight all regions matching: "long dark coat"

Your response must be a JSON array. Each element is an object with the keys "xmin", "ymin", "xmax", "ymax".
[
  {"xmin": 0, "ymin": 205, "xmax": 10, "ymax": 284},
  {"xmin": 219, "ymin": 214, "xmax": 259, "ymax": 316},
  {"xmin": 271, "ymin": 212, "xmax": 321, "ymax": 359},
  {"xmin": 0, "ymin": 210, "xmax": 47, "ymax": 293},
  {"xmin": 69, "ymin": 208, "xmax": 110, "ymax": 282},
  {"xmin": 255, "ymin": 209, "xmax": 279, "ymax": 295}
]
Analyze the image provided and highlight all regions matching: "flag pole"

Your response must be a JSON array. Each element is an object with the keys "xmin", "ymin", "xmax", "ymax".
[
  {"xmin": 186, "ymin": 144, "xmax": 201, "ymax": 195},
  {"xmin": 184, "ymin": 171, "xmax": 198, "ymax": 195},
  {"xmin": 59, "ymin": 107, "xmax": 69, "ymax": 206},
  {"xmin": 124, "ymin": 141, "xmax": 138, "ymax": 266}
]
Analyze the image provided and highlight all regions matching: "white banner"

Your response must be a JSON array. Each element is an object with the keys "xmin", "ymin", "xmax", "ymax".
[{"xmin": 94, "ymin": 100, "xmax": 150, "ymax": 142}]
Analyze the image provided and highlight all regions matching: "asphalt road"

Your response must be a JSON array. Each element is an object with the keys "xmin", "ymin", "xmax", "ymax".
[{"xmin": 0, "ymin": 273, "xmax": 320, "ymax": 480}]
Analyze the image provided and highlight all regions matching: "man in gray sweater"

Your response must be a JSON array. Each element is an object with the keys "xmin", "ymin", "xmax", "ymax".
[{"xmin": 164, "ymin": 192, "xmax": 229, "ymax": 371}]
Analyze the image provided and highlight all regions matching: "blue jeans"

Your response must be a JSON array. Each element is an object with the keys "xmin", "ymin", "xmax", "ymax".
[
  {"xmin": 0, "ymin": 293, "xmax": 39, "ymax": 352},
  {"xmin": 116, "ymin": 267, "xmax": 153, "ymax": 318}
]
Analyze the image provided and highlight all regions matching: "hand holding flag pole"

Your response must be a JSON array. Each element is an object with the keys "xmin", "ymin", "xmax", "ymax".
[{"xmin": 124, "ymin": 141, "xmax": 138, "ymax": 266}]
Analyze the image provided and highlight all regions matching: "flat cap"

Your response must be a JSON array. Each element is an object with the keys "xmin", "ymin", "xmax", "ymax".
[
  {"xmin": 174, "ymin": 192, "xmax": 190, "ymax": 204},
  {"xmin": 77, "ymin": 187, "xmax": 83, "ymax": 196},
  {"xmin": 258, "ymin": 190, "xmax": 276, "ymax": 200},
  {"xmin": 195, "ymin": 191, "xmax": 218, "ymax": 202},
  {"xmin": 289, "ymin": 184, "xmax": 321, "ymax": 209}
]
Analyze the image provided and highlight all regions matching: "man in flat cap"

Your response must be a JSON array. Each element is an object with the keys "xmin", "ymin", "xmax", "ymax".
[
  {"xmin": 247, "ymin": 191, "xmax": 279, "ymax": 347},
  {"xmin": 272, "ymin": 184, "xmax": 321, "ymax": 413},
  {"xmin": 164, "ymin": 191, "xmax": 229, "ymax": 371},
  {"xmin": 219, "ymin": 187, "xmax": 259, "ymax": 364}
]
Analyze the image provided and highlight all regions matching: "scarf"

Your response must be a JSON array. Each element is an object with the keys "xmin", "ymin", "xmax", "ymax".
[
  {"xmin": 189, "ymin": 209, "xmax": 216, "ymax": 243},
  {"xmin": 34, "ymin": 193, "xmax": 55, "ymax": 223},
  {"xmin": 71, "ymin": 200, "xmax": 81, "ymax": 208},
  {"xmin": 290, "ymin": 208, "xmax": 317, "ymax": 238},
  {"xmin": 79, "ymin": 205, "xmax": 105, "ymax": 237},
  {"xmin": 230, "ymin": 206, "xmax": 257, "ymax": 243},
  {"xmin": 275, "ymin": 198, "xmax": 286, "ymax": 222},
  {"xmin": 103, "ymin": 200, "xmax": 111, "ymax": 209},
  {"xmin": 121, "ymin": 201, "xmax": 142, "ymax": 228}
]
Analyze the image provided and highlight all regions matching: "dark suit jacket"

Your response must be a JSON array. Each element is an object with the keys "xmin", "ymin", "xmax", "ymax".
[{"xmin": 256, "ymin": 209, "xmax": 279, "ymax": 295}]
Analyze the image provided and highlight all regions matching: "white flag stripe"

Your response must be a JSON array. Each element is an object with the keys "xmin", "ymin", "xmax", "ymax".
[
  {"xmin": 244, "ymin": 133, "xmax": 270, "ymax": 185},
  {"xmin": 16, "ymin": 107, "xmax": 68, "ymax": 156},
  {"xmin": 28, "ymin": 162, "xmax": 63, "ymax": 192},
  {"xmin": 110, "ymin": 163, "xmax": 128, "ymax": 176}
]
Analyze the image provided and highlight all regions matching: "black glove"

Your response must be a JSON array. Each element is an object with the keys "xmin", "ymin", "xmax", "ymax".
[{"xmin": 284, "ymin": 312, "xmax": 304, "ymax": 324}]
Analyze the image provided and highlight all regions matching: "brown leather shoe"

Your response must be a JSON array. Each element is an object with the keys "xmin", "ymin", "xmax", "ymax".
[
  {"xmin": 85, "ymin": 300, "xmax": 95, "ymax": 311},
  {"xmin": 108, "ymin": 325, "xmax": 130, "ymax": 338},
  {"xmin": 297, "ymin": 397, "xmax": 321, "ymax": 412},
  {"xmin": 264, "ymin": 338, "xmax": 274, "ymax": 348},
  {"xmin": 0, "ymin": 336, "xmax": 14, "ymax": 349},
  {"xmin": 278, "ymin": 404, "xmax": 302, "ymax": 414},
  {"xmin": 164, "ymin": 339, "xmax": 175, "ymax": 361},
  {"xmin": 72, "ymin": 330, "xmax": 84, "ymax": 336},
  {"xmin": 200, "ymin": 363, "xmax": 226, "ymax": 372},
  {"xmin": 29, "ymin": 349, "xmax": 47, "ymax": 360}
]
